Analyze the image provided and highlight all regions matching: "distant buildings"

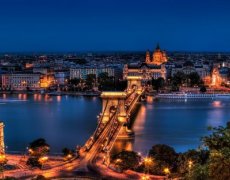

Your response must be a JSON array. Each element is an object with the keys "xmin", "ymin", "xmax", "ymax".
[
  {"xmin": 123, "ymin": 44, "xmax": 167, "ymax": 80},
  {"xmin": 171, "ymin": 61, "xmax": 210, "ymax": 80},
  {"xmin": 70, "ymin": 66, "xmax": 122, "ymax": 80},
  {"xmin": 1, "ymin": 73, "xmax": 40, "ymax": 90},
  {"xmin": 0, "ymin": 49, "xmax": 230, "ymax": 91}
]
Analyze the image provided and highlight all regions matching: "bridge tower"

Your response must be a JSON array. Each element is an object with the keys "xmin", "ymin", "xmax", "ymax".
[
  {"xmin": 127, "ymin": 76, "xmax": 143, "ymax": 94},
  {"xmin": 100, "ymin": 92, "xmax": 128, "ymax": 123},
  {"xmin": 0, "ymin": 122, "xmax": 5, "ymax": 154}
]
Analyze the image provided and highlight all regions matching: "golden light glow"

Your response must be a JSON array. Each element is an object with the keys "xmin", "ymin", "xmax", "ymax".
[
  {"xmin": 188, "ymin": 160, "xmax": 193, "ymax": 168},
  {"xmin": 146, "ymin": 96, "xmax": 153, "ymax": 103},
  {"xmin": 67, "ymin": 154, "xmax": 72, "ymax": 158},
  {"xmin": 2, "ymin": 94, "xmax": 6, "ymax": 99},
  {"xmin": 39, "ymin": 156, "xmax": 48, "ymax": 163},
  {"xmin": 163, "ymin": 167, "xmax": 170, "ymax": 175},
  {"xmin": 126, "ymin": 76, "xmax": 142, "ymax": 80},
  {"xmin": 40, "ymin": 75, "xmax": 54, "ymax": 88},
  {"xmin": 0, "ymin": 154, "xmax": 6, "ymax": 161},
  {"xmin": 57, "ymin": 95, "xmax": 61, "ymax": 102},
  {"xmin": 144, "ymin": 157, "xmax": 153, "ymax": 164},
  {"xmin": 115, "ymin": 158, "xmax": 122, "ymax": 163},
  {"xmin": 28, "ymin": 148, "xmax": 34, "ymax": 154},
  {"xmin": 101, "ymin": 92, "xmax": 127, "ymax": 98},
  {"xmin": 141, "ymin": 175, "xmax": 150, "ymax": 180},
  {"xmin": 212, "ymin": 101, "xmax": 221, "ymax": 108}
]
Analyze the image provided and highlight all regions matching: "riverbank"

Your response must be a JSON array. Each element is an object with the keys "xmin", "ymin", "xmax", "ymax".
[{"xmin": 0, "ymin": 91, "xmax": 101, "ymax": 97}]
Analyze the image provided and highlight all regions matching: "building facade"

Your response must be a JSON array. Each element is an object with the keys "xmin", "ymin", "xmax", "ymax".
[
  {"xmin": 70, "ymin": 66, "xmax": 120, "ymax": 80},
  {"xmin": 123, "ymin": 44, "xmax": 167, "ymax": 81},
  {"xmin": 123, "ymin": 63, "xmax": 166, "ymax": 80},
  {"xmin": 1, "ymin": 73, "xmax": 40, "ymax": 90},
  {"xmin": 146, "ymin": 44, "xmax": 168, "ymax": 65}
]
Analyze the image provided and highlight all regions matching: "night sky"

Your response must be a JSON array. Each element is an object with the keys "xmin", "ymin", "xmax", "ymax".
[{"xmin": 0, "ymin": 0, "xmax": 230, "ymax": 52}]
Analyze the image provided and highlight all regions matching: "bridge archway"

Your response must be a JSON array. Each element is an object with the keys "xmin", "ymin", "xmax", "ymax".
[
  {"xmin": 127, "ymin": 76, "xmax": 143, "ymax": 94},
  {"xmin": 100, "ymin": 92, "xmax": 127, "ymax": 123}
]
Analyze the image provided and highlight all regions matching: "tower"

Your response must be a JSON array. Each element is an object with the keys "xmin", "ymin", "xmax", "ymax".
[
  {"xmin": 0, "ymin": 122, "xmax": 5, "ymax": 154},
  {"xmin": 145, "ymin": 50, "xmax": 151, "ymax": 63},
  {"xmin": 151, "ymin": 43, "xmax": 168, "ymax": 65}
]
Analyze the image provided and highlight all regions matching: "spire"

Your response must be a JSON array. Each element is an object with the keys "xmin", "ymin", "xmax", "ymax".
[
  {"xmin": 156, "ymin": 43, "xmax": 160, "ymax": 50},
  {"xmin": 145, "ymin": 50, "xmax": 150, "ymax": 63}
]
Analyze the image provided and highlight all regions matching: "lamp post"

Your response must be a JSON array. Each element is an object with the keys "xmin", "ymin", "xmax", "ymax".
[
  {"xmin": 39, "ymin": 156, "xmax": 48, "ymax": 170},
  {"xmin": 163, "ymin": 167, "xmax": 170, "ymax": 180},
  {"xmin": 144, "ymin": 157, "xmax": 153, "ymax": 175},
  {"xmin": 188, "ymin": 160, "xmax": 193, "ymax": 177}
]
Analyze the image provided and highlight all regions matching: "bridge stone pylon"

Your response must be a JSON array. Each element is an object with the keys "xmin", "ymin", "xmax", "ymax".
[
  {"xmin": 127, "ymin": 76, "xmax": 143, "ymax": 94},
  {"xmin": 0, "ymin": 122, "xmax": 5, "ymax": 154},
  {"xmin": 100, "ymin": 92, "xmax": 127, "ymax": 123}
]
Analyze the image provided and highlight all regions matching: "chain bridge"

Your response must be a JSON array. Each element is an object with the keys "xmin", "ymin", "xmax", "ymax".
[{"xmin": 79, "ymin": 76, "xmax": 145, "ymax": 169}]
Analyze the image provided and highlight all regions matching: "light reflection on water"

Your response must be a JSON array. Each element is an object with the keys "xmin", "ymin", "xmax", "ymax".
[{"xmin": 0, "ymin": 94, "xmax": 230, "ymax": 154}]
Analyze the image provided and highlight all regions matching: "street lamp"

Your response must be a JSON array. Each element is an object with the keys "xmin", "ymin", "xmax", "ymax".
[
  {"xmin": 143, "ymin": 157, "xmax": 153, "ymax": 175},
  {"xmin": 188, "ymin": 160, "xmax": 193, "ymax": 169},
  {"xmin": 141, "ymin": 175, "xmax": 150, "ymax": 180},
  {"xmin": 163, "ymin": 167, "xmax": 170, "ymax": 179},
  {"xmin": 188, "ymin": 160, "xmax": 193, "ymax": 177},
  {"xmin": 38, "ymin": 156, "xmax": 48, "ymax": 169}
]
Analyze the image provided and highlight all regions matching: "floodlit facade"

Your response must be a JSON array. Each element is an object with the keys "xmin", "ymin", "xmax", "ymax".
[
  {"xmin": 70, "ymin": 67, "xmax": 118, "ymax": 79},
  {"xmin": 1, "ymin": 73, "xmax": 40, "ymax": 90},
  {"xmin": 146, "ymin": 44, "xmax": 168, "ymax": 65},
  {"xmin": 123, "ymin": 44, "xmax": 167, "ymax": 81}
]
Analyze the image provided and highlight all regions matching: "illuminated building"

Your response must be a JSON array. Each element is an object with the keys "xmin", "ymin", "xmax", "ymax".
[
  {"xmin": 70, "ymin": 66, "xmax": 121, "ymax": 80},
  {"xmin": 211, "ymin": 67, "xmax": 222, "ymax": 87},
  {"xmin": 54, "ymin": 71, "xmax": 69, "ymax": 85},
  {"xmin": 40, "ymin": 75, "xmax": 55, "ymax": 88},
  {"xmin": 123, "ymin": 44, "xmax": 167, "ymax": 81},
  {"xmin": 145, "ymin": 50, "xmax": 151, "ymax": 63},
  {"xmin": 1, "ymin": 73, "xmax": 40, "ymax": 90},
  {"xmin": 123, "ymin": 63, "xmax": 166, "ymax": 80},
  {"xmin": 146, "ymin": 44, "xmax": 168, "ymax": 65},
  {"xmin": 171, "ymin": 61, "xmax": 210, "ymax": 83}
]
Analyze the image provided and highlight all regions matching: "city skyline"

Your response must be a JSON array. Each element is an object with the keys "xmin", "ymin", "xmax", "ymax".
[{"xmin": 1, "ymin": 0, "xmax": 230, "ymax": 52}]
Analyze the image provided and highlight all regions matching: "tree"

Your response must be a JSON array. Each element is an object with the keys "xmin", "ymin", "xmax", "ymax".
[
  {"xmin": 111, "ymin": 150, "xmax": 141, "ymax": 171},
  {"xmin": 200, "ymin": 86, "xmax": 207, "ymax": 93},
  {"xmin": 187, "ymin": 72, "xmax": 201, "ymax": 87},
  {"xmin": 208, "ymin": 148, "xmax": 230, "ymax": 180},
  {"xmin": 186, "ymin": 163, "xmax": 209, "ymax": 180},
  {"xmin": 171, "ymin": 71, "xmax": 186, "ymax": 90},
  {"xmin": 27, "ymin": 138, "xmax": 50, "ymax": 168},
  {"xmin": 69, "ymin": 78, "xmax": 80, "ymax": 86},
  {"xmin": 177, "ymin": 149, "xmax": 209, "ymax": 176},
  {"xmin": 28, "ymin": 138, "xmax": 50, "ymax": 157},
  {"xmin": 202, "ymin": 122, "xmax": 230, "ymax": 150},
  {"xmin": 148, "ymin": 144, "xmax": 178, "ymax": 175},
  {"xmin": 85, "ymin": 74, "xmax": 96, "ymax": 90},
  {"xmin": 152, "ymin": 77, "xmax": 165, "ymax": 92},
  {"xmin": 62, "ymin": 148, "xmax": 75, "ymax": 160},
  {"xmin": 98, "ymin": 72, "xmax": 114, "ymax": 91},
  {"xmin": 202, "ymin": 122, "xmax": 230, "ymax": 180},
  {"xmin": 115, "ymin": 80, "xmax": 127, "ymax": 91}
]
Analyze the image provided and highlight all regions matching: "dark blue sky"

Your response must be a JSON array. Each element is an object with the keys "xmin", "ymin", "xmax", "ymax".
[{"xmin": 0, "ymin": 0, "xmax": 230, "ymax": 52}]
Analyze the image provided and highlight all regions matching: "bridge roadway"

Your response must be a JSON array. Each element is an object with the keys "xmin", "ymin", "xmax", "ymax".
[
  {"xmin": 4, "ymin": 89, "xmax": 145, "ymax": 179},
  {"xmin": 77, "ymin": 89, "xmax": 144, "ymax": 174}
]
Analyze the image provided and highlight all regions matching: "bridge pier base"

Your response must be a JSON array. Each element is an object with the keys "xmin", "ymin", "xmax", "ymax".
[
  {"xmin": 0, "ymin": 122, "xmax": 5, "ymax": 154},
  {"xmin": 117, "ymin": 126, "xmax": 134, "ymax": 139}
]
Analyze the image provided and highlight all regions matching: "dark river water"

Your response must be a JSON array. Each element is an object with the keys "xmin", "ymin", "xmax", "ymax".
[{"xmin": 0, "ymin": 94, "xmax": 229, "ymax": 154}]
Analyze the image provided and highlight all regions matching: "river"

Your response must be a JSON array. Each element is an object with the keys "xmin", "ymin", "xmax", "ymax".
[{"xmin": 0, "ymin": 94, "xmax": 229, "ymax": 154}]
